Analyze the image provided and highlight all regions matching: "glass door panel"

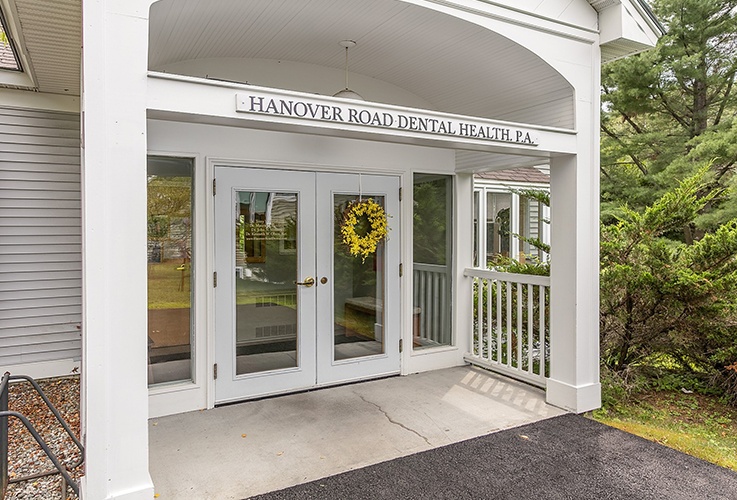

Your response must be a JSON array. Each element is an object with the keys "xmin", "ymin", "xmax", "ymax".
[
  {"xmin": 234, "ymin": 190, "xmax": 298, "ymax": 375},
  {"xmin": 215, "ymin": 168, "xmax": 399, "ymax": 402},
  {"xmin": 316, "ymin": 173, "xmax": 400, "ymax": 386},
  {"xmin": 146, "ymin": 156, "xmax": 194, "ymax": 386},
  {"xmin": 214, "ymin": 167, "xmax": 316, "ymax": 404},
  {"xmin": 332, "ymin": 194, "xmax": 385, "ymax": 361}
]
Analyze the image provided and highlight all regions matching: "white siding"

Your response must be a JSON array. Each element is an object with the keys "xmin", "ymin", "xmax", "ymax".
[{"xmin": 0, "ymin": 106, "xmax": 81, "ymax": 369}]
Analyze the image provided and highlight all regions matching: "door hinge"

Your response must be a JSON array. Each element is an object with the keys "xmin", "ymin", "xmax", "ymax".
[
  {"xmin": 399, "ymin": 187, "xmax": 403, "ymax": 201},
  {"xmin": 214, "ymin": 363, "xmax": 218, "ymax": 380},
  {"xmin": 213, "ymin": 271, "xmax": 218, "ymax": 287},
  {"xmin": 399, "ymin": 338, "xmax": 403, "ymax": 353},
  {"xmin": 399, "ymin": 263, "xmax": 403, "ymax": 277},
  {"xmin": 213, "ymin": 178, "xmax": 217, "ymax": 196}
]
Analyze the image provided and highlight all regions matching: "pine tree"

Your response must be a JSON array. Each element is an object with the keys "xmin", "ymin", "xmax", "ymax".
[{"xmin": 601, "ymin": 0, "xmax": 737, "ymax": 239}]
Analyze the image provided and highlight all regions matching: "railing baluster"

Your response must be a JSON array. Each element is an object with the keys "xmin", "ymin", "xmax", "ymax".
[
  {"xmin": 539, "ymin": 284, "xmax": 545, "ymax": 378},
  {"xmin": 527, "ymin": 283, "xmax": 533, "ymax": 374},
  {"xmin": 496, "ymin": 279, "xmax": 502, "ymax": 363},
  {"xmin": 476, "ymin": 278, "xmax": 483, "ymax": 357},
  {"xmin": 419, "ymin": 271, "xmax": 426, "ymax": 340},
  {"xmin": 440, "ymin": 273, "xmax": 448, "ymax": 345},
  {"xmin": 504, "ymin": 281, "xmax": 512, "ymax": 366},
  {"xmin": 433, "ymin": 273, "xmax": 437, "ymax": 342},
  {"xmin": 485, "ymin": 277, "xmax": 492, "ymax": 362},
  {"xmin": 516, "ymin": 282, "xmax": 522, "ymax": 370},
  {"xmin": 463, "ymin": 268, "xmax": 550, "ymax": 388}
]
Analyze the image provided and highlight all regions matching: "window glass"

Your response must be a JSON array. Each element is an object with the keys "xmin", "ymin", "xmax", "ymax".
[
  {"xmin": 147, "ymin": 156, "xmax": 194, "ymax": 385},
  {"xmin": 519, "ymin": 195, "xmax": 544, "ymax": 262},
  {"xmin": 486, "ymin": 192, "xmax": 512, "ymax": 263},
  {"xmin": 412, "ymin": 174, "xmax": 453, "ymax": 349},
  {"xmin": 0, "ymin": 10, "xmax": 21, "ymax": 71}
]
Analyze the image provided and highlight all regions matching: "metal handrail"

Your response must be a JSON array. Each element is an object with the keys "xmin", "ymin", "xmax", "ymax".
[{"xmin": 1, "ymin": 372, "xmax": 83, "ymax": 498}]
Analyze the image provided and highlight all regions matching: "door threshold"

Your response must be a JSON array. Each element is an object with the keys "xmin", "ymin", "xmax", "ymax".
[{"xmin": 215, "ymin": 372, "xmax": 400, "ymax": 408}]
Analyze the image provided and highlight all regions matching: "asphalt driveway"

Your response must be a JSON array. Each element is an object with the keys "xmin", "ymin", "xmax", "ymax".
[{"xmin": 252, "ymin": 413, "xmax": 737, "ymax": 500}]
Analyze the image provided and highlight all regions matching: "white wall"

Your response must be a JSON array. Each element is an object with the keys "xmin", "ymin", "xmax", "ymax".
[
  {"xmin": 156, "ymin": 58, "xmax": 435, "ymax": 111},
  {"xmin": 148, "ymin": 120, "xmax": 453, "ymax": 173}
]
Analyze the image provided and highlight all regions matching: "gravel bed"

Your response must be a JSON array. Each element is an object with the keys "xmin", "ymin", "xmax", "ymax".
[{"xmin": 4, "ymin": 376, "xmax": 82, "ymax": 500}]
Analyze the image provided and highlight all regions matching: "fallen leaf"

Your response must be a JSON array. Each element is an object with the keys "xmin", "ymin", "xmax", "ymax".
[
  {"xmin": 519, "ymin": 435, "xmax": 529, "ymax": 440},
  {"xmin": 241, "ymin": 434, "xmax": 247, "ymax": 438},
  {"xmin": 276, "ymin": 451, "xmax": 283, "ymax": 456}
]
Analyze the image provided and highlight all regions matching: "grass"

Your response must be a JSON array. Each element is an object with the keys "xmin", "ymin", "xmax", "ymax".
[
  {"xmin": 592, "ymin": 391, "xmax": 737, "ymax": 471},
  {"xmin": 148, "ymin": 261, "xmax": 298, "ymax": 309},
  {"xmin": 147, "ymin": 261, "xmax": 191, "ymax": 309}
]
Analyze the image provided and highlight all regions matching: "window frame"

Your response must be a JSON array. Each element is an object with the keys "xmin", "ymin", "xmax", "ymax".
[
  {"xmin": 474, "ymin": 181, "xmax": 550, "ymax": 269},
  {"xmin": 0, "ymin": 1, "xmax": 35, "ymax": 88}
]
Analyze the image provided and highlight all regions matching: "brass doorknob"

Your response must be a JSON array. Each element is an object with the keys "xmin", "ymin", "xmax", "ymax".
[{"xmin": 295, "ymin": 276, "xmax": 315, "ymax": 288}]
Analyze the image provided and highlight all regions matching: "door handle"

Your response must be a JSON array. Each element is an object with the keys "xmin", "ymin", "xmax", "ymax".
[{"xmin": 295, "ymin": 276, "xmax": 315, "ymax": 288}]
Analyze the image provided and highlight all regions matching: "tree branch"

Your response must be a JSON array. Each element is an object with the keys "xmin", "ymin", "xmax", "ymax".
[{"xmin": 601, "ymin": 123, "xmax": 649, "ymax": 175}]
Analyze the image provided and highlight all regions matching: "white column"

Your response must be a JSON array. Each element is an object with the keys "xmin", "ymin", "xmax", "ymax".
[
  {"xmin": 546, "ymin": 152, "xmax": 601, "ymax": 413},
  {"xmin": 80, "ymin": 1, "xmax": 154, "ymax": 498},
  {"xmin": 454, "ymin": 173, "xmax": 474, "ymax": 359}
]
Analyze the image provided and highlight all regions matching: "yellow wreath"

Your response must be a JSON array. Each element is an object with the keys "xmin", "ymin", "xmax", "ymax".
[{"xmin": 340, "ymin": 198, "xmax": 389, "ymax": 263}]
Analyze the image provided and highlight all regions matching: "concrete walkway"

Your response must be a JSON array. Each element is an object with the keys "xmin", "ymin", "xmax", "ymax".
[{"xmin": 149, "ymin": 366, "xmax": 564, "ymax": 499}]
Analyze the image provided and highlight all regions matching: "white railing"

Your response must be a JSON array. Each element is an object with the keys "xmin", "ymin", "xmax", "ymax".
[
  {"xmin": 413, "ymin": 263, "xmax": 451, "ymax": 346},
  {"xmin": 464, "ymin": 268, "xmax": 550, "ymax": 388}
]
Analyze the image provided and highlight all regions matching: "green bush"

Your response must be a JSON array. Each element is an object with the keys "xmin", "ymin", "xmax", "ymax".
[{"xmin": 600, "ymin": 168, "xmax": 737, "ymax": 404}]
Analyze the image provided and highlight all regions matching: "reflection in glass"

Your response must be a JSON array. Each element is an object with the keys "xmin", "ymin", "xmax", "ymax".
[
  {"xmin": 333, "ymin": 195, "xmax": 385, "ymax": 360},
  {"xmin": 486, "ymin": 192, "xmax": 512, "ymax": 261},
  {"xmin": 412, "ymin": 174, "xmax": 453, "ymax": 349},
  {"xmin": 147, "ymin": 156, "xmax": 194, "ymax": 385},
  {"xmin": 234, "ymin": 191, "xmax": 299, "ymax": 375},
  {"xmin": 519, "ymin": 195, "xmax": 544, "ymax": 262}
]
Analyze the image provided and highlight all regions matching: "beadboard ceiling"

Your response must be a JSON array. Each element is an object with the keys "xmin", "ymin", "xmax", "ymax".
[
  {"xmin": 4, "ymin": 0, "xmax": 660, "ymax": 111},
  {"xmin": 148, "ymin": 0, "xmax": 576, "ymax": 129},
  {"xmin": 8, "ymin": 0, "xmax": 80, "ymax": 95}
]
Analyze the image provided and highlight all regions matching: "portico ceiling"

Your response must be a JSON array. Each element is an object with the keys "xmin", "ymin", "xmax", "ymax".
[{"xmin": 149, "ymin": 0, "xmax": 576, "ymax": 129}]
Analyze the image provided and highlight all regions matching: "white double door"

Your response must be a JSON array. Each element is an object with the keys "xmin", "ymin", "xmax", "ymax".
[{"xmin": 214, "ymin": 166, "xmax": 400, "ymax": 403}]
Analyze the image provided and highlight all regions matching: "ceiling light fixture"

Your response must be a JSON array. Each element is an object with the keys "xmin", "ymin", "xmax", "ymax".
[{"xmin": 333, "ymin": 40, "xmax": 364, "ymax": 101}]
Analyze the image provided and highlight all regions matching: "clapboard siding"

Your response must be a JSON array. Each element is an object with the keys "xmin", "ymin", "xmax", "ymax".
[
  {"xmin": 0, "ymin": 348, "xmax": 82, "ymax": 368},
  {"xmin": 0, "ymin": 170, "xmax": 81, "ymax": 182},
  {"xmin": 0, "ymin": 287, "xmax": 81, "ymax": 301},
  {"xmin": 0, "ymin": 245, "xmax": 82, "ymax": 255},
  {"xmin": 0, "ymin": 295, "xmax": 82, "ymax": 311},
  {"xmin": 0, "ymin": 124, "xmax": 80, "ymax": 139},
  {"xmin": 2, "ymin": 252, "xmax": 81, "ymax": 263},
  {"xmin": 0, "ymin": 314, "xmax": 81, "ymax": 330},
  {"xmin": 0, "ymin": 321, "xmax": 79, "ymax": 336},
  {"xmin": 0, "ymin": 153, "xmax": 80, "ymax": 165},
  {"xmin": 0, "ymin": 189, "xmax": 81, "ymax": 199},
  {"xmin": 0, "ymin": 270, "xmax": 82, "ymax": 283},
  {"xmin": 0, "ymin": 279, "xmax": 81, "ymax": 292},
  {"xmin": 0, "ymin": 197, "xmax": 81, "ymax": 208},
  {"xmin": 0, "ymin": 106, "xmax": 82, "ymax": 369}
]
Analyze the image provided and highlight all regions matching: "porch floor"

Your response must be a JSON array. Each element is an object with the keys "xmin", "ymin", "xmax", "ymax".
[{"xmin": 149, "ymin": 366, "xmax": 565, "ymax": 499}]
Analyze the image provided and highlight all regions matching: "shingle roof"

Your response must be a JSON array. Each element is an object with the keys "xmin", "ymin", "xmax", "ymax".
[
  {"xmin": 474, "ymin": 167, "xmax": 550, "ymax": 184},
  {"xmin": 0, "ymin": 41, "xmax": 18, "ymax": 70}
]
